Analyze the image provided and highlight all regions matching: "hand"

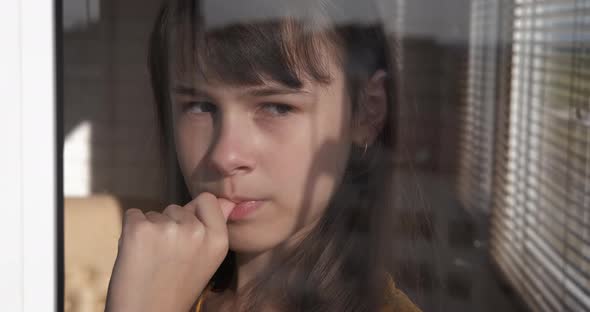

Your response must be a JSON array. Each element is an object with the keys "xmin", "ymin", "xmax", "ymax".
[{"xmin": 104, "ymin": 192, "xmax": 235, "ymax": 312}]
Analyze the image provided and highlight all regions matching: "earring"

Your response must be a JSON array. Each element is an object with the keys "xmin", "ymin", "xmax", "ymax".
[{"xmin": 362, "ymin": 142, "xmax": 369, "ymax": 158}]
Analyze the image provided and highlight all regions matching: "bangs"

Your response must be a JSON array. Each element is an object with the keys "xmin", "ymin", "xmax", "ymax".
[{"xmin": 168, "ymin": 4, "xmax": 342, "ymax": 88}]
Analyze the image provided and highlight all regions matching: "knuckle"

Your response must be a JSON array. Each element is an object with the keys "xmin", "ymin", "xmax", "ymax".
[
  {"xmin": 143, "ymin": 211, "xmax": 157, "ymax": 220},
  {"xmin": 125, "ymin": 207, "xmax": 142, "ymax": 215},
  {"xmin": 124, "ymin": 208, "xmax": 142, "ymax": 220},
  {"xmin": 161, "ymin": 221, "xmax": 178, "ymax": 234},
  {"xmin": 187, "ymin": 222, "xmax": 205, "ymax": 240},
  {"xmin": 163, "ymin": 204, "xmax": 182, "ymax": 213},
  {"xmin": 198, "ymin": 192, "xmax": 216, "ymax": 204}
]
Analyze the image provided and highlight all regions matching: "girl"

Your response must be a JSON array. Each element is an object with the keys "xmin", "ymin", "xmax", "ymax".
[{"xmin": 105, "ymin": 0, "xmax": 422, "ymax": 311}]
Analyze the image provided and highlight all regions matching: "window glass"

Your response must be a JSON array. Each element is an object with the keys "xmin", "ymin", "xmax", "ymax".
[{"xmin": 61, "ymin": 1, "xmax": 590, "ymax": 311}]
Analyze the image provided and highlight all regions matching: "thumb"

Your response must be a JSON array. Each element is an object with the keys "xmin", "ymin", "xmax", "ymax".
[{"xmin": 217, "ymin": 198, "xmax": 236, "ymax": 222}]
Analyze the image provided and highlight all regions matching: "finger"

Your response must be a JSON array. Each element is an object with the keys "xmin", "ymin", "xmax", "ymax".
[
  {"xmin": 217, "ymin": 198, "xmax": 236, "ymax": 221},
  {"xmin": 185, "ymin": 192, "xmax": 233, "ymax": 230},
  {"xmin": 162, "ymin": 204, "xmax": 194, "ymax": 224},
  {"xmin": 145, "ymin": 210, "xmax": 170, "ymax": 224},
  {"xmin": 123, "ymin": 208, "xmax": 146, "ymax": 225},
  {"xmin": 121, "ymin": 208, "xmax": 147, "ymax": 244}
]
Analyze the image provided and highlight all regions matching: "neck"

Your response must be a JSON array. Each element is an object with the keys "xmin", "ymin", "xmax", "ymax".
[{"xmin": 231, "ymin": 250, "xmax": 272, "ymax": 293}]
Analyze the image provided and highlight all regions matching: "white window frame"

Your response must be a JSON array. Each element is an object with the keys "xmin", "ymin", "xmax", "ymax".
[{"xmin": 0, "ymin": 0, "xmax": 57, "ymax": 311}]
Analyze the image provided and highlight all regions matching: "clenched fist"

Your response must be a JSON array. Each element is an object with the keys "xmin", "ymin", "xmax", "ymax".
[{"xmin": 104, "ymin": 192, "xmax": 236, "ymax": 312}]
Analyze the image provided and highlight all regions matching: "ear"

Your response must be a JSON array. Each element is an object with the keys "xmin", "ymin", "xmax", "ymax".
[{"xmin": 352, "ymin": 69, "xmax": 388, "ymax": 147}]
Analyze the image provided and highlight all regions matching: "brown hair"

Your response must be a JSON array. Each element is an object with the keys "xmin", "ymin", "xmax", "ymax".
[{"xmin": 148, "ymin": 0, "xmax": 402, "ymax": 310}]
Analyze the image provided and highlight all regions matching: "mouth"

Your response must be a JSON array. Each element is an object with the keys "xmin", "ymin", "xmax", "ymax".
[
  {"xmin": 206, "ymin": 191, "xmax": 267, "ymax": 221},
  {"xmin": 224, "ymin": 195, "xmax": 262, "ymax": 203},
  {"xmin": 225, "ymin": 198, "xmax": 265, "ymax": 221}
]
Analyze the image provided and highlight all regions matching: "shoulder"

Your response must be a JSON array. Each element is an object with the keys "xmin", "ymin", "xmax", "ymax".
[{"xmin": 382, "ymin": 274, "xmax": 423, "ymax": 312}]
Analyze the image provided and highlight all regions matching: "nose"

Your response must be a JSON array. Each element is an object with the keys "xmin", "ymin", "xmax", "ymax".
[{"xmin": 208, "ymin": 114, "xmax": 256, "ymax": 177}]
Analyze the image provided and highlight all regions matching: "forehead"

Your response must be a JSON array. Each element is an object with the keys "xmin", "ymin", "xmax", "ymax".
[
  {"xmin": 173, "ymin": 77, "xmax": 314, "ymax": 97},
  {"xmin": 168, "ymin": 14, "xmax": 343, "ymax": 90},
  {"xmin": 172, "ymin": 59, "xmax": 345, "ymax": 101}
]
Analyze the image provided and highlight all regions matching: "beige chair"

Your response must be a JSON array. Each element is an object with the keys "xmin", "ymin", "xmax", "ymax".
[{"xmin": 65, "ymin": 195, "xmax": 122, "ymax": 312}]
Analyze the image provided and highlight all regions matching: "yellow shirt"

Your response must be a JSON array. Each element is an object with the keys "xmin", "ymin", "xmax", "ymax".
[{"xmin": 194, "ymin": 274, "xmax": 422, "ymax": 312}]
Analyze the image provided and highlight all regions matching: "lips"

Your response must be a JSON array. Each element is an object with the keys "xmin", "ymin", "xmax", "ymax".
[
  {"xmin": 227, "ymin": 200, "xmax": 264, "ymax": 221},
  {"xmin": 224, "ymin": 195, "xmax": 261, "ymax": 203},
  {"xmin": 204, "ymin": 191, "xmax": 266, "ymax": 221}
]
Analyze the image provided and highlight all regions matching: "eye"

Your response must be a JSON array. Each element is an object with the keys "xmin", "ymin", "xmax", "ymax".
[
  {"xmin": 183, "ymin": 101, "xmax": 217, "ymax": 115},
  {"xmin": 260, "ymin": 103, "xmax": 294, "ymax": 117}
]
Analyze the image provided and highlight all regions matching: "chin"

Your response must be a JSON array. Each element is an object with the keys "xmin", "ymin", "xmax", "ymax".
[
  {"xmin": 227, "ymin": 224, "xmax": 291, "ymax": 254},
  {"xmin": 228, "ymin": 239, "xmax": 283, "ymax": 254}
]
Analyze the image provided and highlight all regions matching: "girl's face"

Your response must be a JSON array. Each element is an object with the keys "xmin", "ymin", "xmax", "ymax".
[{"xmin": 171, "ymin": 54, "xmax": 355, "ymax": 253}]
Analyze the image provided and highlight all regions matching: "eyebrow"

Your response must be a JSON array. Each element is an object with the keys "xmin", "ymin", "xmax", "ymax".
[{"xmin": 172, "ymin": 84, "xmax": 311, "ymax": 97}]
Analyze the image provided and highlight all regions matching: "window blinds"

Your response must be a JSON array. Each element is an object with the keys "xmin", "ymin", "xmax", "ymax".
[
  {"xmin": 458, "ymin": 0, "xmax": 502, "ymax": 214},
  {"xmin": 490, "ymin": 1, "xmax": 590, "ymax": 311}
]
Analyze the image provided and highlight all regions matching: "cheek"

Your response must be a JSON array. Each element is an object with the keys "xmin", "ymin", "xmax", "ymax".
[
  {"xmin": 174, "ymin": 122, "xmax": 212, "ymax": 182},
  {"xmin": 264, "ymin": 108, "xmax": 352, "ymax": 223},
  {"xmin": 228, "ymin": 93, "xmax": 352, "ymax": 251},
  {"xmin": 286, "ymin": 144, "xmax": 350, "ymax": 219}
]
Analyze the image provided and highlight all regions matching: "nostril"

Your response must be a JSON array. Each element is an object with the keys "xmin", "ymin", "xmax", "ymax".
[{"xmin": 232, "ymin": 165, "xmax": 252, "ymax": 174}]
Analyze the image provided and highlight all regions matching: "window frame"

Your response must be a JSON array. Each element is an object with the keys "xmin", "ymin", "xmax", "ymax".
[{"xmin": 0, "ymin": 0, "xmax": 59, "ymax": 311}]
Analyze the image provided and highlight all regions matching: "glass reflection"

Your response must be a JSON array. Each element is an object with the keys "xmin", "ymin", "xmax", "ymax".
[{"xmin": 62, "ymin": 0, "xmax": 590, "ymax": 312}]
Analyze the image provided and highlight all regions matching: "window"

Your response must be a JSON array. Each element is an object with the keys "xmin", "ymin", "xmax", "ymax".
[
  {"xmin": 458, "ymin": 0, "xmax": 504, "ymax": 214},
  {"xmin": 1, "ymin": 1, "xmax": 57, "ymax": 311},
  {"xmin": 58, "ymin": 0, "xmax": 589, "ymax": 311},
  {"xmin": 489, "ymin": 1, "xmax": 590, "ymax": 311}
]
